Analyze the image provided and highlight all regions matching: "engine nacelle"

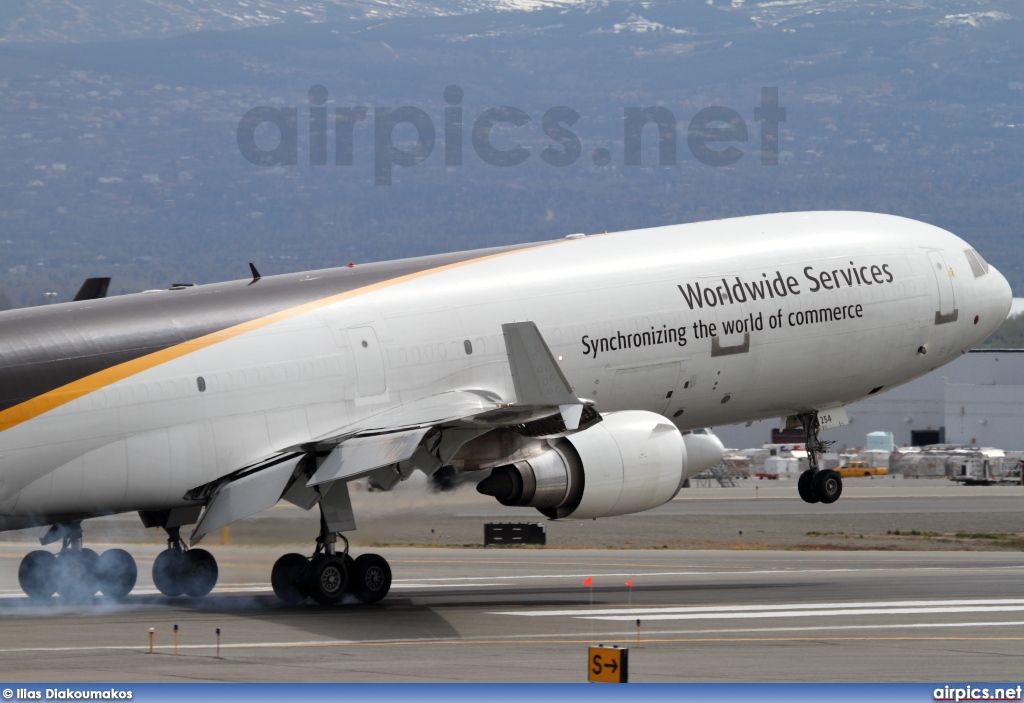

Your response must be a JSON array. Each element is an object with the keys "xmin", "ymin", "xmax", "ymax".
[
  {"xmin": 681, "ymin": 429, "xmax": 726, "ymax": 477},
  {"xmin": 477, "ymin": 410, "xmax": 688, "ymax": 520}
]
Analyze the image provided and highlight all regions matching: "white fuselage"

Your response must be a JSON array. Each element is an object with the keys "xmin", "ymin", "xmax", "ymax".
[{"xmin": 0, "ymin": 212, "xmax": 1011, "ymax": 526}]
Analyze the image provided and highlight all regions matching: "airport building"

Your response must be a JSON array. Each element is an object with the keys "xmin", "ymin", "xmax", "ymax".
[{"xmin": 714, "ymin": 349, "xmax": 1024, "ymax": 451}]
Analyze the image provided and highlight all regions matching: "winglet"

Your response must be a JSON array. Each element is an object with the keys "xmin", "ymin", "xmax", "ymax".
[
  {"xmin": 248, "ymin": 262, "xmax": 261, "ymax": 284},
  {"xmin": 501, "ymin": 322, "xmax": 582, "ymax": 427}
]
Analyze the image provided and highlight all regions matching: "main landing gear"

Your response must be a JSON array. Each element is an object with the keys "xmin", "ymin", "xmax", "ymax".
[
  {"xmin": 151, "ymin": 526, "xmax": 219, "ymax": 598},
  {"xmin": 271, "ymin": 515, "xmax": 391, "ymax": 606},
  {"xmin": 17, "ymin": 522, "xmax": 137, "ymax": 602},
  {"xmin": 795, "ymin": 411, "xmax": 843, "ymax": 505}
]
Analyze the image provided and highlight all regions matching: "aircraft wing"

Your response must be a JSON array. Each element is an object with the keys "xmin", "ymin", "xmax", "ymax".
[
  {"xmin": 186, "ymin": 321, "xmax": 598, "ymax": 542},
  {"xmin": 329, "ymin": 388, "xmax": 506, "ymax": 437},
  {"xmin": 301, "ymin": 322, "xmax": 598, "ymax": 483}
]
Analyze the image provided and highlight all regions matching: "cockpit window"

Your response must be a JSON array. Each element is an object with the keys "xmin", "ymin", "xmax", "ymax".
[
  {"xmin": 973, "ymin": 249, "xmax": 990, "ymax": 273},
  {"xmin": 964, "ymin": 249, "xmax": 989, "ymax": 278}
]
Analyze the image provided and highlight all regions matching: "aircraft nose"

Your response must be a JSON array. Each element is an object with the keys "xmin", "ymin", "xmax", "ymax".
[{"xmin": 987, "ymin": 264, "xmax": 1013, "ymax": 324}]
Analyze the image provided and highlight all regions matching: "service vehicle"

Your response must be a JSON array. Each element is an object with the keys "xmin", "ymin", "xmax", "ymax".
[{"xmin": 837, "ymin": 461, "xmax": 889, "ymax": 478}]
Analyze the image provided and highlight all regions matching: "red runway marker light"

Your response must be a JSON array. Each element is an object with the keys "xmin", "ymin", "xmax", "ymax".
[
  {"xmin": 582, "ymin": 577, "xmax": 593, "ymax": 587},
  {"xmin": 625, "ymin": 579, "xmax": 633, "ymax": 588}
]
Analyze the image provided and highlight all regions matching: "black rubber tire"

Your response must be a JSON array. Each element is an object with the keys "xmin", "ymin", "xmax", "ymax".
[
  {"xmin": 797, "ymin": 469, "xmax": 819, "ymax": 504},
  {"xmin": 152, "ymin": 549, "xmax": 189, "ymax": 597},
  {"xmin": 272, "ymin": 553, "xmax": 309, "ymax": 605},
  {"xmin": 306, "ymin": 554, "xmax": 348, "ymax": 605},
  {"xmin": 183, "ymin": 549, "xmax": 219, "ymax": 598},
  {"xmin": 19, "ymin": 550, "xmax": 57, "ymax": 600},
  {"xmin": 97, "ymin": 548, "xmax": 137, "ymax": 601},
  {"xmin": 815, "ymin": 469, "xmax": 843, "ymax": 504},
  {"xmin": 351, "ymin": 554, "xmax": 392, "ymax": 604},
  {"xmin": 56, "ymin": 549, "xmax": 100, "ymax": 602}
]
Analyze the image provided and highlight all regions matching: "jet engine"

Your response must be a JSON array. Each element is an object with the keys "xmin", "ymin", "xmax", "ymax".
[{"xmin": 476, "ymin": 410, "xmax": 687, "ymax": 519}]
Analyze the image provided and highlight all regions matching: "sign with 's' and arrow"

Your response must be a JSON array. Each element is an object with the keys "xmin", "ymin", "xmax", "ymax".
[{"xmin": 588, "ymin": 645, "xmax": 628, "ymax": 683}]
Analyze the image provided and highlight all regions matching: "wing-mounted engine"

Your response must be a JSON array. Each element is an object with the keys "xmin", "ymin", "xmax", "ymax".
[{"xmin": 475, "ymin": 410, "xmax": 688, "ymax": 519}]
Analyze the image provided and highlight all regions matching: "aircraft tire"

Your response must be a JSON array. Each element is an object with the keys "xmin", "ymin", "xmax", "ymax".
[
  {"xmin": 797, "ymin": 470, "xmax": 819, "ymax": 504},
  {"xmin": 152, "ymin": 549, "xmax": 189, "ymax": 597},
  {"xmin": 814, "ymin": 469, "xmax": 843, "ymax": 504},
  {"xmin": 97, "ymin": 548, "xmax": 137, "ymax": 601},
  {"xmin": 18, "ymin": 550, "xmax": 57, "ymax": 600},
  {"xmin": 351, "ymin": 554, "xmax": 392, "ymax": 604},
  {"xmin": 272, "ymin": 553, "xmax": 309, "ymax": 605},
  {"xmin": 56, "ymin": 548, "xmax": 100, "ymax": 602},
  {"xmin": 183, "ymin": 549, "xmax": 219, "ymax": 598},
  {"xmin": 307, "ymin": 554, "xmax": 348, "ymax": 606}
]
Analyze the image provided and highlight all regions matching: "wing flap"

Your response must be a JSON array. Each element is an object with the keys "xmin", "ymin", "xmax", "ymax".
[
  {"xmin": 307, "ymin": 427, "xmax": 431, "ymax": 487},
  {"xmin": 191, "ymin": 455, "xmax": 302, "ymax": 544}
]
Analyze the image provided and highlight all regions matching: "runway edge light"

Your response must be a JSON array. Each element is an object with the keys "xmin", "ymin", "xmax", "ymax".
[{"xmin": 588, "ymin": 644, "xmax": 628, "ymax": 683}]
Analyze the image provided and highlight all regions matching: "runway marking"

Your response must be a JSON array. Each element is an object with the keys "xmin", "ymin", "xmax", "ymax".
[
  {"xmin": 493, "ymin": 598, "xmax": 1024, "ymax": 617},
  {"xmin": 4, "ymin": 623, "xmax": 1024, "ymax": 655},
  {"xmin": 444, "ymin": 618, "xmax": 1024, "ymax": 642},
  {"xmin": 584, "ymin": 605, "xmax": 1024, "ymax": 622},
  {"xmin": 392, "ymin": 558, "xmax": 759, "ymax": 569},
  {"xmin": 383, "ymin": 564, "xmax": 1024, "ymax": 583},
  {"xmin": 391, "ymin": 583, "xmax": 505, "ymax": 589}
]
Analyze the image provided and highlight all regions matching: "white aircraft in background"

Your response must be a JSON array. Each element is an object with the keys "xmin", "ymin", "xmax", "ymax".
[{"xmin": 0, "ymin": 211, "xmax": 1010, "ymax": 605}]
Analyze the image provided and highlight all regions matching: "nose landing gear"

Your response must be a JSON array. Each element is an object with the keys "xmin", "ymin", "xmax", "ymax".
[{"xmin": 795, "ymin": 411, "xmax": 842, "ymax": 505}]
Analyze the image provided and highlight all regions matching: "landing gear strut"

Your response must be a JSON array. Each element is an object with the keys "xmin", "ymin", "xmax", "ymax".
[
  {"xmin": 795, "ymin": 411, "xmax": 842, "ymax": 505},
  {"xmin": 271, "ymin": 513, "xmax": 391, "ymax": 606},
  {"xmin": 17, "ymin": 521, "xmax": 137, "ymax": 602},
  {"xmin": 152, "ymin": 526, "xmax": 218, "ymax": 598}
]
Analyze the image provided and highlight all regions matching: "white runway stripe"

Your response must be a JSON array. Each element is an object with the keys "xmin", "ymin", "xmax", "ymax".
[
  {"xmin": 584, "ymin": 604, "xmax": 1024, "ymax": 621},
  {"xmin": 385, "ymin": 564, "xmax": 1024, "ymax": 583},
  {"xmin": 493, "ymin": 598, "xmax": 1024, "ymax": 618},
  {"xmin": 391, "ymin": 583, "xmax": 506, "ymax": 589},
  {"xmin": 646, "ymin": 620, "xmax": 1024, "ymax": 636}
]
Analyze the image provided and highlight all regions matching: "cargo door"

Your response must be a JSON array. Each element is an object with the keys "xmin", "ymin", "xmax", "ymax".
[{"xmin": 926, "ymin": 250, "xmax": 958, "ymax": 324}]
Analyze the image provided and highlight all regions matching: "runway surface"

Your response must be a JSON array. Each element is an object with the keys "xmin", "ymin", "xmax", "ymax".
[{"xmin": 2, "ymin": 546, "xmax": 1024, "ymax": 682}]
